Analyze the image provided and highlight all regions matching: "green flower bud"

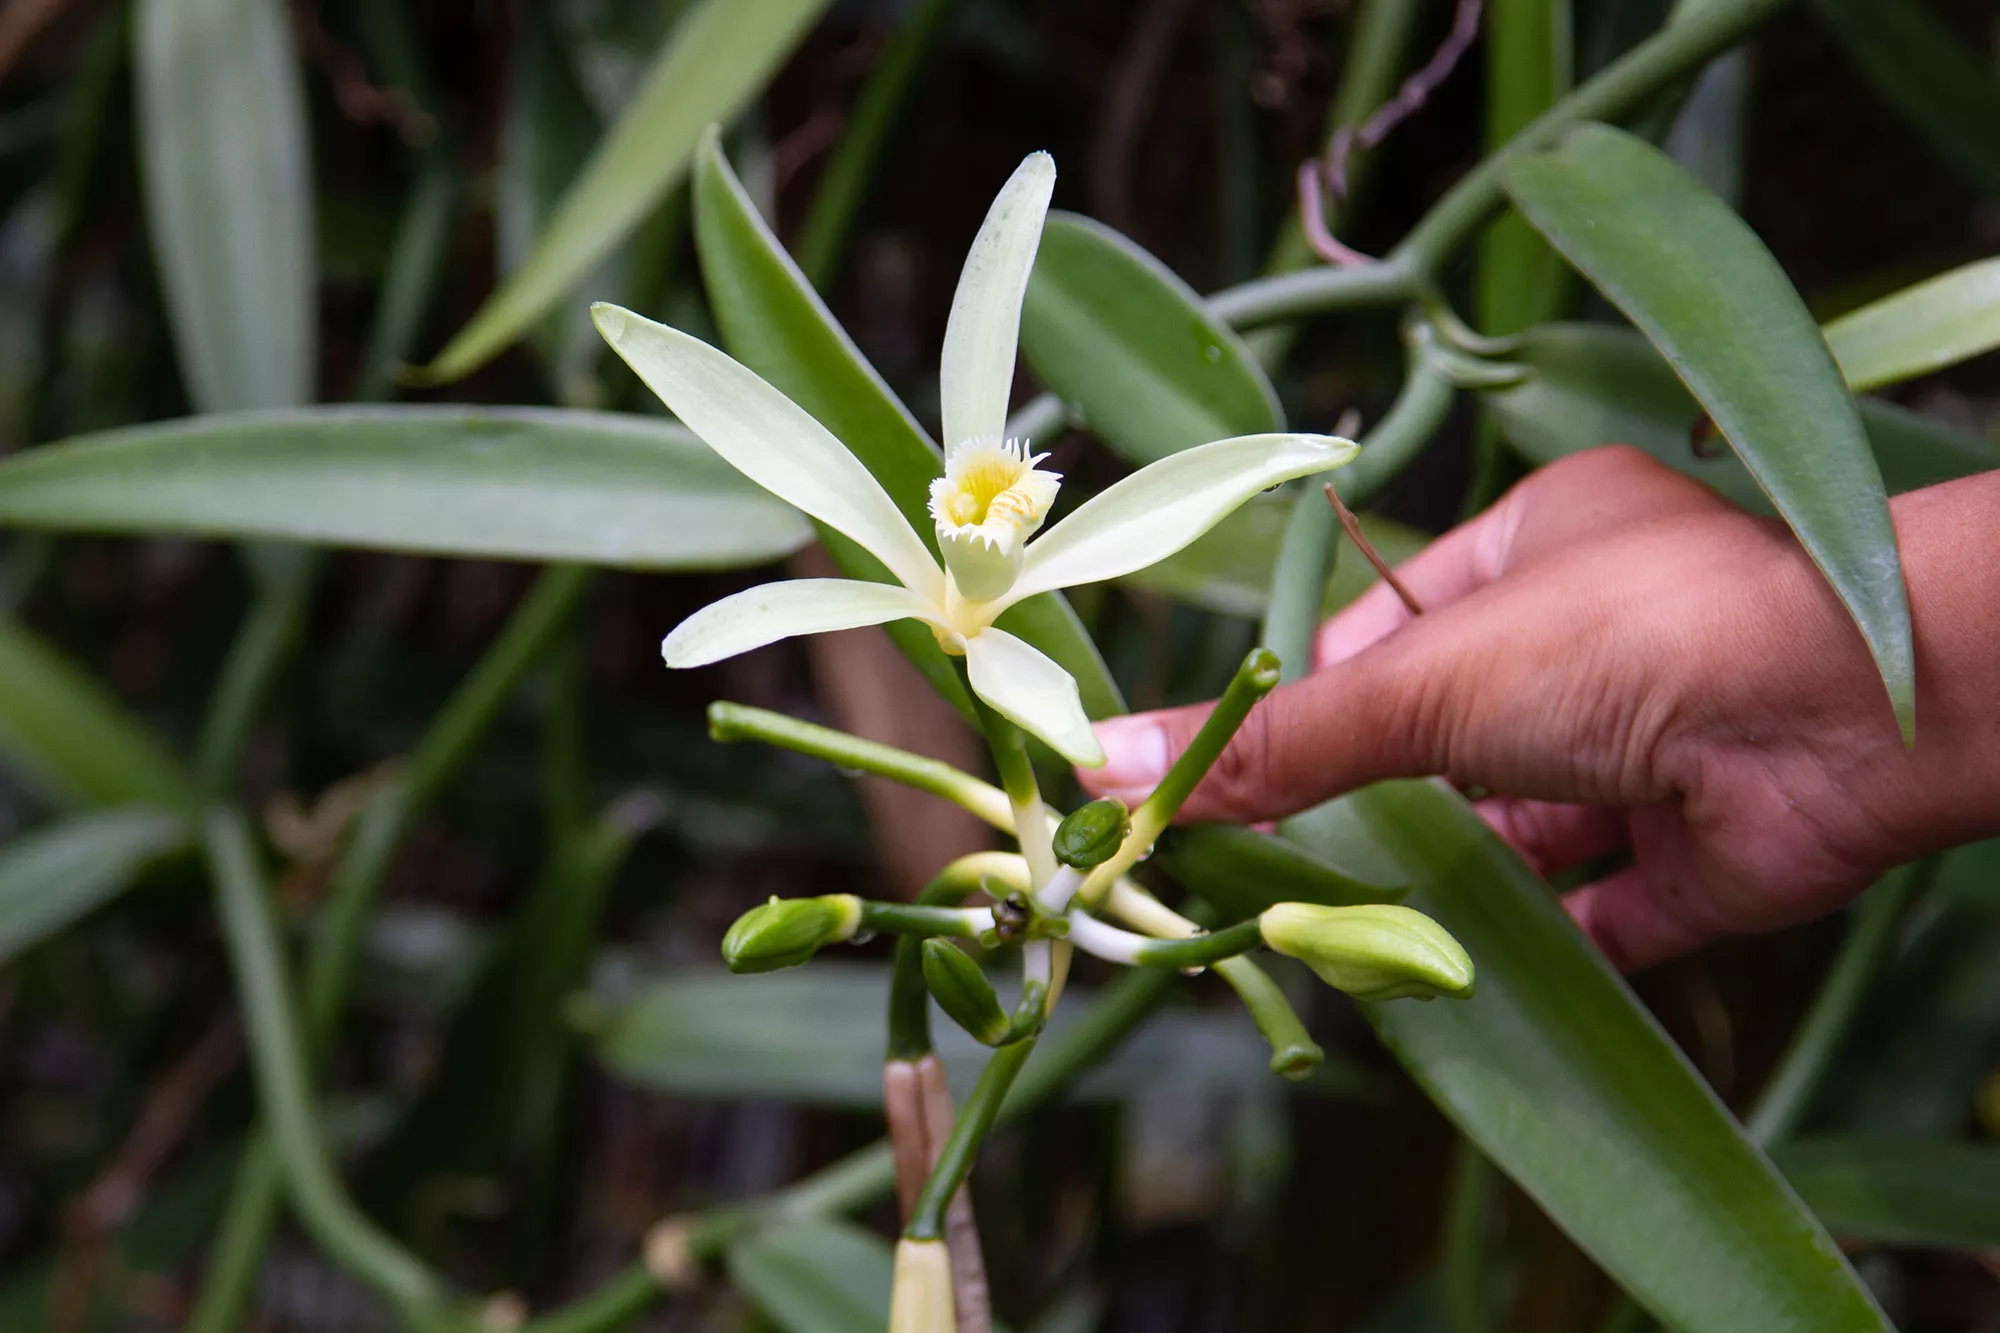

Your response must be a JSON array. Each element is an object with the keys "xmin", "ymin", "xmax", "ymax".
[
  {"xmin": 721, "ymin": 894, "xmax": 861, "ymax": 974},
  {"xmin": 1259, "ymin": 903, "xmax": 1475, "ymax": 1002},
  {"xmin": 1052, "ymin": 798, "xmax": 1131, "ymax": 870},
  {"xmin": 921, "ymin": 939, "xmax": 1012, "ymax": 1046}
]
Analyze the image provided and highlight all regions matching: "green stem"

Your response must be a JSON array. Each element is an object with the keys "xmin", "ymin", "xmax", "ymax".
[
  {"xmin": 1131, "ymin": 649, "xmax": 1281, "ymax": 840},
  {"xmin": 858, "ymin": 900, "xmax": 990, "ymax": 937},
  {"xmin": 969, "ymin": 687, "xmax": 1056, "ymax": 891},
  {"xmin": 1261, "ymin": 483, "xmax": 1340, "ymax": 687},
  {"xmin": 708, "ymin": 701, "xmax": 1009, "ymax": 827},
  {"xmin": 1126, "ymin": 917, "xmax": 1264, "ymax": 969},
  {"xmin": 794, "ymin": 0, "xmax": 957, "ymax": 288},
  {"xmin": 888, "ymin": 860, "xmax": 999, "ymax": 1059},
  {"xmin": 906, "ymin": 1037, "xmax": 1037, "ymax": 1241},
  {"xmin": 1745, "ymin": 862, "xmax": 1931, "ymax": 1147},
  {"xmin": 1215, "ymin": 954, "xmax": 1326, "ymax": 1081},
  {"xmin": 194, "ymin": 549, "xmax": 319, "ymax": 798},
  {"xmin": 202, "ymin": 807, "xmax": 447, "ymax": 1319},
  {"xmin": 188, "ymin": 564, "xmax": 592, "ymax": 1330},
  {"xmin": 1334, "ymin": 339, "xmax": 1460, "ymax": 509},
  {"xmin": 1444, "ymin": 1137, "xmax": 1496, "ymax": 1333},
  {"xmin": 1390, "ymin": 0, "xmax": 1792, "ymax": 279}
]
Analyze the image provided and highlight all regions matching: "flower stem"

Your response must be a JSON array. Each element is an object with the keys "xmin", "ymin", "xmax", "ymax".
[
  {"xmin": 889, "ymin": 857, "xmax": 1011, "ymax": 1060},
  {"xmin": 1215, "ymin": 954, "xmax": 1326, "ymax": 1082},
  {"xmin": 906, "ymin": 1037, "xmax": 1038, "ymax": 1242},
  {"xmin": 859, "ymin": 900, "xmax": 993, "ymax": 938},
  {"xmin": 1067, "ymin": 912, "xmax": 1264, "ymax": 970}
]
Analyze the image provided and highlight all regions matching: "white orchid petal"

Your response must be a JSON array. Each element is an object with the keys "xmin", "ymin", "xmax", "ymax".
[
  {"xmin": 963, "ymin": 627, "xmax": 1104, "ymax": 767},
  {"xmin": 1002, "ymin": 433, "xmax": 1358, "ymax": 608},
  {"xmin": 662, "ymin": 579, "xmax": 941, "ymax": 668},
  {"xmin": 594, "ymin": 303, "xmax": 943, "ymax": 599},
  {"xmin": 939, "ymin": 153, "xmax": 1055, "ymax": 450}
]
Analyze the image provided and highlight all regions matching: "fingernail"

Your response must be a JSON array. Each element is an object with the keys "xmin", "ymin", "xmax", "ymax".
[{"xmin": 1090, "ymin": 716, "xmax": 1171, "ymax": 795}]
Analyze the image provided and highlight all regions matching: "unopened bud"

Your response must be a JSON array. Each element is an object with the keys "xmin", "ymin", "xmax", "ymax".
[
  {"xmin": 889, "ymin": 1238, "xmax": 957, "ymax": 1333},
  {"xmin": 1052, "ymin": 798, "xmax": 1130, "ymax": 870},
  {"xmin": 721, "ymin": 894, "xmax": 861, "ymax": 973},
  {"xmin": 921, "ymin": 939, "xmax": 1011, "ymax": 1046},
  {"xmin": 1259, "ymin": 903, "xmax": 1474, "ymax": 1002}
]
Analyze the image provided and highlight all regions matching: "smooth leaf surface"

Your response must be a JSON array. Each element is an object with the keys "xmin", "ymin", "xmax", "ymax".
[
  {"xmin": 1775, "ymin": 1138, "xmax": 2000, "ymax": 1249},
  {"xmin": 690, "ymin": 138, "xmax": 1124, "ymax": 717},
  {"xmin": 0, "ymin": 620, "xmax": 189, "ymax": 810},
  {"xmin": 0, "ymin": 808, "xmax": 190, "ymax": 962},
  {"xmin": 727, "ymin": 1218, "xmax": 893, "ymax": 1333},
  {"xmin": 1815, "ymin": 0, "xmax": 2000, "ymax": 197},
  {"xmin": 1284, "ymin": 780, "xmax": 1887, "ymax": 1332},
  {"xmin": 1019, "ymin": 212, "xmax": 1282, "ymax": 466},
  {"xmin": 590, "ymin": 963, "xmax": 1367, "ymax": 1106},
  {"xmin": 420, "ymin": 0, "xmax": 831, "ymax": 382},
  {"xmin": 1504, "ymin": 123, "xmax": 1914, "ymax": 736},
  {"xmin": 135, "ymin": 0, "xmax": 313, "ymax": 411},
  {"xmin": 1823, "ymin": 257, "xmax": 2000, "ymax": 392},
  {"xmin": 0, "ymin": 408, "xmax": 812, "ymax": 569},
  {"xmin": 1483, "ymin": 323, "xmax": 1996, "ymax": 506}
]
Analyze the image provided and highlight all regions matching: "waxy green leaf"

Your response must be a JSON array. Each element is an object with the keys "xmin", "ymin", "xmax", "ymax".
[
  {"xmin": 0, "ymin": 408, "xmax": 812, "ymax": 570},
  {"xmin": 135, "ymin": 0, "xmax": 314, "ymax": 412},
  {"xmin": 1482, "ymin": 323, "xmax": 1996, "ymax": 507},
  {"xmin": 0, "ymin": 621, "xmax": 189, "ymax": 810},
  {"xmin": 0, "ymin": 809, "xmax": 190, "ymax": 962},
  {"xmin": 1824, "ymin": 257, "xmax": 2000, "ymax": 393},
  {"xmin": 420, "ymin": 0, "xmax": 832, "ymax": 383},
  {"xmin": 1775, "ymin": 1138, "xmax": 2000, "ymax": 1249},
  {"xmin": 689, "ymin": 137, "xmax": 1123, "ymax": 718},
  {"xmin": 1285, "ymin": 780, "xmax": 1890, "ymax": 1331},
  {"xmin": 1504, "ymin": 125, "xmax": 1913, "ymax": 736},
  {"xmin": 727, "ymin": 1218, "xmax": 894, "ymax": 1333},
  {"xmin": 1019, "ymin": 213, "xmax": 1282, "ymax": 466}
]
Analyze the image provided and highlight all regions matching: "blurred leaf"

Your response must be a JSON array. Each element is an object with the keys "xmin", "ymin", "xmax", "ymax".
[
  {"xmin": 1154, "ymin": 821, "xmax": 1408, "ymax": 912},
  {"xmin": 590, "ymin": 962, "xmax": 1372, "ymax": 1107},
  {"xmin": 1823, "ymin": 257, "xmax": 2000, "ymax": 393},
  {"xmin": 0, "ymin": 407, "xmax": 812, "ymax": 569},
  {"xmin": 1018, "ymin": 212, "xmax": 1282, "ymax": 465},
  {"xmin": 134, "ymin": 0, "xmax": 313, "ymax": 411},
  {"xmin": 1282, "ymin": 779, "xmax": 1888, "ymax": 1331},
  {"xmin": 1483, "ymin": 323, "xmax": 1997, "ymax": 505},
  {"xmin": 0, "ymin": 620, "xmax": 189, "ymax": 810},
  {"xmin": 727, "ymin": 1217, "xmax": 893, "ymax": 1333},
  {"xmin": 1123, "ymin": 496, "xmax": 1429, "ymax": 620},
  {"xmin": 1505, "ymin": 123, "xmax": 1914, "ymax": 738},
  {"xmin": 0, "ymin": 808, "xmax": 188, "ymax": 961},
  {"xmin": 690, "ymin": 137, "xmax": 1122, "ymax": 717},
  {"xmin": 1815, "ymin": 0, "xmax": 2000, "ymax": 197},
  {"xmin": 1774, "ymin": 1138, "xmax": 2000, "ymax": 1248},
  {"xmin": 420, "ymin": 0, "xmax": 831, "ymax": 383}
]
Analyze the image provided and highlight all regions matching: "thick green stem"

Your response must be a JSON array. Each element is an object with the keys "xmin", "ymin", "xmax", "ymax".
[
  {"xmin": 1131, "ymin": 649, "xmax": 1281, "ymax": 841},
  {"xmin": 906, "ymin": 1037, "xmax": 1037, "ymax": 1241},
  {"xmin": 859, "ymin": 900, "xmax": 991, "ymax": 937},
  {"xmin": 1215, "ymin": 954, "xmax": 1325, "ymax": 1081},
  {"xmin": 1745, "ymin": 862, "xmax": 1931, "ymax": 1147},
  {"xmin": 794, "ymin": 0, "xmax": 957, "ymax": 288},
  {"xmin": 203, "ymin": 808, "xmax": 447, "ymax": 1320},
  {"xmin": 1124, "ymin": 917, "xmax": 1265, "ymax": 969},
  {"xmin": 889, "ymin": 859, "xmax": 999, "ymax": 1060}
]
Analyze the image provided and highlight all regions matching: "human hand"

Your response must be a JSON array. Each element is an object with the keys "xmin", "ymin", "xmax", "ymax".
[{"xmin": 1080, "ymin": 446, "xmax": 2000, "ymax": 971}]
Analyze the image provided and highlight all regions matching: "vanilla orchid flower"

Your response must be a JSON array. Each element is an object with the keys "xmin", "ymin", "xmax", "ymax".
[{"xmin": 593, "ymin": 152, "xmax": 1356, "ymax": 766}]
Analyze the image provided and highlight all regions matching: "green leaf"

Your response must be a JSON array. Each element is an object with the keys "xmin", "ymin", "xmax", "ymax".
[
  {"xmin": 0, "ymin": 407, "xmax": 812, "ymax": 569},
  {"xmin": 1774, "ymin": 1138, "xmax": 2000, "ymax": 1249},
  {"xmin": 1482, "ymin": 323, "xmax": 1997, "ymax": 505},
  {"xmin": 1123, "ymin": 496, "xmax": 1430, "ymax": 621},
  {"xmin": 1153, "ymin": 822, "xmax": 1408, "ymax": 913},
  {"xmin": 1823, "ymin": 257, "xmax": 2000, "ymax": 393},
  {"xmin": 0, "ymin": 620, "xmax": 189, "ymax": 810},
  {"xmin": 589, "ymin": 963, "xmax": 1368, "ymax": 1107},
  {"xmin": 419, "ymin": 0, "xmax": 831, "ymax": 383},
  {"xmin": 1285, "ymin": 780, "xmax": 1889, "ymax": 1331},
  {"xmin": 1477, "ymin": 0, "xmax": 1573, "ymax": 336},
  {"xmin": 1018, "ymin": 212, "xmax": 1282, "ymax": 466},
  {"xmin": 1504, "ymin": 124, "xmax": 1914, "ymax": 738},
  {"xmin": 134, "ymin": 0, "xmax": 314, "ymax": 411},
  {"xmin": 0, "ymin": 808, "xmax": 189, "ymax": 961},
  {"xmin": 727, "ymin": 1218, "xmax": 894, "ymax": 1333},
  {"xmin": 689, "ymin": 136, "xmax": 1124, "ymax": 717},
  {"xmin": 1815, "ymin": 0, "xmax": 2000, "ymax": 198}
]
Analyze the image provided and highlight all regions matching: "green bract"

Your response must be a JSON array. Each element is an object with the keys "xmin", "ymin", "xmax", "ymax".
[
  {"xmin": 1259, "ymin": 902, "xmax": 1475, "ymax": 1002},
  {"xmin": 920, "ymin": 939, "xmax": 1012, "ymax": 1047},
  {"xmin": 721, "ymin": 894, "xmax": 862, "ymax": 974}
]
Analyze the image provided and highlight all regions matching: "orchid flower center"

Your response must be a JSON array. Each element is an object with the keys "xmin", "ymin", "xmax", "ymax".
[{"xmin": 928, "ymin": 436, "xmax": 1061, "ymax": 604}]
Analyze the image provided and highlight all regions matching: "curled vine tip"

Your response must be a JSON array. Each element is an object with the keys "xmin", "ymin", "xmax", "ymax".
[
  {"xmin": 1260, "ymin": 903, "xmax": 1475, "ymax": 1001},
  {"xmin": 1270, "ymin": 1038, "xmax": 1328, "ymax": 1083},
  {"xmin": 922, "ymin": 939, "xmax": 1012, "ymax": 1046},
  {"xmin": 889, "ymin": 1238, "xmax": 958, "ymax": 1333},
  {"xmin": 720, "ymin": 894, "xmax": 861, "ymax": 973},
  {"xmin": 1052, "ymin": 798, "xmax": 1130, "ymax": 870}
]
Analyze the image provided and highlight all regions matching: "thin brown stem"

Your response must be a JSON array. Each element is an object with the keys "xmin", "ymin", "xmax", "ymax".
[
  {"xmin": 1325, "ymin": 484, "xmax": 1425, "ymax": 618},
  {"xmin": 883, "ymin": 1058, "xmax": 931, "ymax": 1222}
]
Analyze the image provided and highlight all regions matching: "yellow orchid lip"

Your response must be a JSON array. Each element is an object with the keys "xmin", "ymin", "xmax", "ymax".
[{"xmin": 929, "ymin": 436, "xmax": 1061, "ymax": 602}]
